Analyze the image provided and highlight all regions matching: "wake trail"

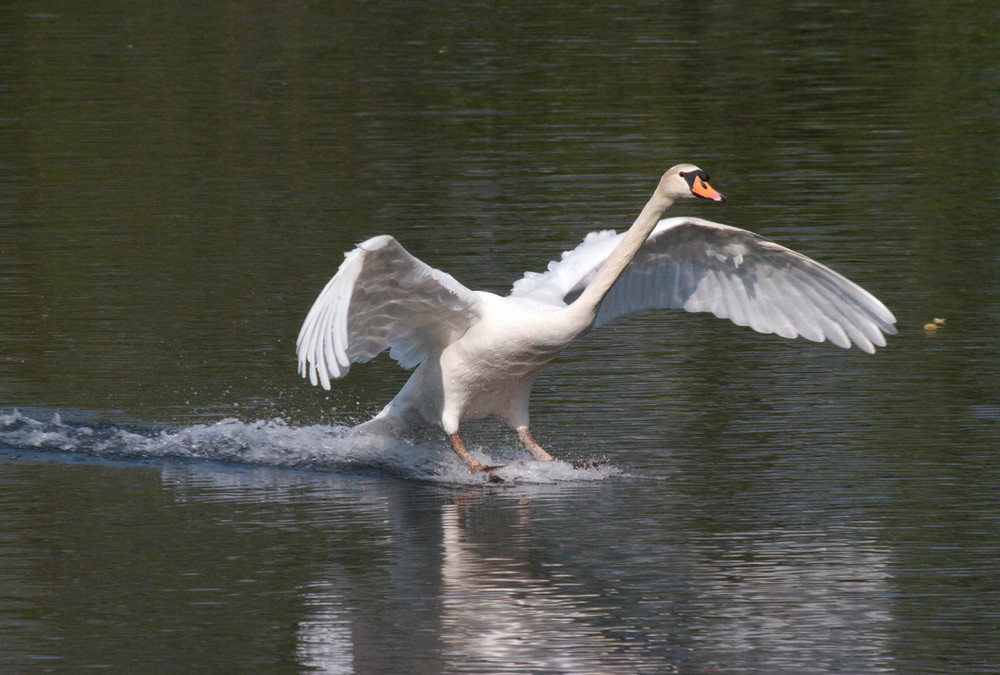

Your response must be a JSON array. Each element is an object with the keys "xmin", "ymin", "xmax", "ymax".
[{"xmin": 0, "ymin": 410, "xmax": 622, "ymax": 486}]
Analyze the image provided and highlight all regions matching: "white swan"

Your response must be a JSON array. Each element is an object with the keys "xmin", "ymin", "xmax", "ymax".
[{"xmin": 297, "ymin": 165, "xmax": 896, "ymax": 472}]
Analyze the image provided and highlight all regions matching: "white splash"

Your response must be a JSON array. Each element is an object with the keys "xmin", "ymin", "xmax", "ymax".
[{"xmin": 0, "ymin": 410, "xmax": 622, "ymax": 486}]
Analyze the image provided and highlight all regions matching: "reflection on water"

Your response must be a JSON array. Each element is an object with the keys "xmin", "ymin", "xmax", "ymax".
[
  {"xmin": 207, "ymin": 473, "xmax": 896, "ymax": 674},
  {"xmin": 2, "ymin": 408, "xmax": 993, "ymax": 672},
  {"xmin": 3, "ymin": 423, "xmax": 898, "ymax": 672},
  {"xmin": 438, "ymin": 495, "xmax": 633, "ymax": 672},
  {"xmin": 289, "ymin": 479, "xmax": 896, "ymax": 673},
  {"xmin": 298, "ymin": 582, "xmax": 355, "ymax": 675}
]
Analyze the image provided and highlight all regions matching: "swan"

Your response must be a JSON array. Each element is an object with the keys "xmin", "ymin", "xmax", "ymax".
[{"xmin": 297, "ymin": 164, "xmax": 896, "ymax": 472}]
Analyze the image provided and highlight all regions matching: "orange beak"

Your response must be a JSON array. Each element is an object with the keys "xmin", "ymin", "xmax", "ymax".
[{"xmin": 691, "ymin": 176, "xmax": 726, "ymax": 202}]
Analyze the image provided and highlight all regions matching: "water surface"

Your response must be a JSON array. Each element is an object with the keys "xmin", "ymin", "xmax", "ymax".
[{"xmin": 2, "ymin": 1, "xmax": 998, "ymax": 672}]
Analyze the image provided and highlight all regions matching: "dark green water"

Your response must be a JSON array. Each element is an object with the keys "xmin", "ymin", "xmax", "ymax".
[{"xmin": 2, "ymin": 2, "xmax": 998, "ymax": 672}]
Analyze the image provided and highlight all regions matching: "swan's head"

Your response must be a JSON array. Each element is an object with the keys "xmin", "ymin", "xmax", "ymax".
[{"xmin": 659, "ymin": 164, "xmax": 726, "ymax": 203}]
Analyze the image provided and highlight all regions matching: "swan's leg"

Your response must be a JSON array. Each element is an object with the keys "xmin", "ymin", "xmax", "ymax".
[
  {"xmin": 448, "ymin": 432, "xmax": 504, "ymax": 474},
  {"xmin": 516, "ymin": 426, "xmax": 609, "ymax": 469},
  {"xmin": 448, "ymin": 432, "xmax": 483, "ymax": 471},
  {"xmin": 517, "ymin": 427, "xmax": 555, "ymax": 462}
]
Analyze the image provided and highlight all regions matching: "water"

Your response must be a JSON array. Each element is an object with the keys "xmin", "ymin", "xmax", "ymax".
[{"xmin": 2, "ymin": 1, "xmax": 999, "ymax": 672}]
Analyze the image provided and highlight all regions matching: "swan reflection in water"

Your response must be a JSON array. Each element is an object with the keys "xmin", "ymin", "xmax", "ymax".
[
  {"xmin": 288, "ymin": 483, "xmax": 894, "ymax": 673},
  {"xmin": 296, "ymin": 489, "xmax": 644, "ymax": 673},
  {"xmin": 438, "ymin": 493, "xmax": 630, "ymax": 671}
]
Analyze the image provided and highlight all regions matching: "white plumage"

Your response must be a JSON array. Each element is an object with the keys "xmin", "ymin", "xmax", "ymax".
[
  {"xmin": 297, "ymin": 165, "xmax": 896, "ymax": 473},
  {"xmin": 297, "ymin": 235, "xmax": 484, "ymax": 387},
  {"xmin": 518, "ymin": 217, "xmax": 894, "ymax": 353}
]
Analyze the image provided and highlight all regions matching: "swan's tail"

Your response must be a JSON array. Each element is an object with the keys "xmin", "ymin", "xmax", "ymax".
[{"xmin": 351, "ymin": 400, "xmax": 423, "ymax": 437}]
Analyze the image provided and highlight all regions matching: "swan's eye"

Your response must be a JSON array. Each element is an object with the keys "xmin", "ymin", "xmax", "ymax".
[{"xmin": 679, "ymin": 171, "xmax": 687, "ymax": 177}]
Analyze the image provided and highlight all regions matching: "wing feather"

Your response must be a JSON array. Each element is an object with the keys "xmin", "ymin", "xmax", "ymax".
[
  {"xmin": 511, "ymin": 217, "xmax": 896, "ymax": 352},
  {"xmin": 297, "ymin": 235, "xmax": 484, "ymax": 389}
]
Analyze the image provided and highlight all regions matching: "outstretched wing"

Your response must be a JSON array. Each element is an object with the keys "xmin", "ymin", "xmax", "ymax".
[
  {"xmin": 297, "ymin": 235, "xmax": 484, "ymax": 389},
  {"xmin": 511, "ymin": 217, "xmax": 897, "ymax": 353}
]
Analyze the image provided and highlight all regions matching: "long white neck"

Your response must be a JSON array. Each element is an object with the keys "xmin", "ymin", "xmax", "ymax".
[{"xmin": 571, "ymin": 192, "xmax": 674, "ymax": 315}]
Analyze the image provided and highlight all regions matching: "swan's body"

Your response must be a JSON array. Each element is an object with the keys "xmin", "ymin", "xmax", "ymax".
[{"xmin": 297, "ymin": 165, "xmax": 896, "ymax": 472}]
